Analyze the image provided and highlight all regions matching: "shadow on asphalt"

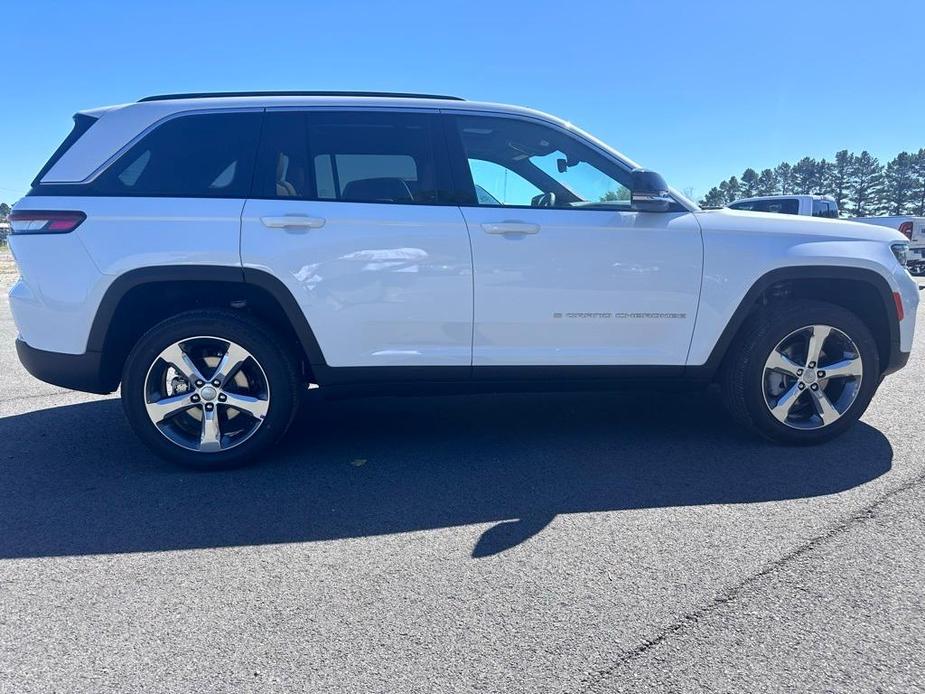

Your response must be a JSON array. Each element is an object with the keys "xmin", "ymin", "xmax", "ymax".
[{"xmin": 0, "ymin": 389, "xmax": 892, "ymax": 559}]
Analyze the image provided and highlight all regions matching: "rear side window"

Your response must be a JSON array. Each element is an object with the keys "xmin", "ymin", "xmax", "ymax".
[
  {"xmin": 253, "ymin": 110, "xmax": 446, "ymax": 204},
  {"xmin": 730, "ymin": 198, "xmax": 800, "ymax": 215},
  {"xmin": 95, "ymin": 112, "xmax": 262, "ymax": 198},
  {"xmin": 812, "ymin": 200, "xmax": 838, "ymax": 218}
]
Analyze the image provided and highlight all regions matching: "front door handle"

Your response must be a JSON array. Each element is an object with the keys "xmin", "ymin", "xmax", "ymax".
[
  {"xmin": 261, "ymin": 215, "xmax": 326, "ymax": 229},
  {"xmin": 482, "ymin": 222, "xmax": 540, "ymax": 235}
]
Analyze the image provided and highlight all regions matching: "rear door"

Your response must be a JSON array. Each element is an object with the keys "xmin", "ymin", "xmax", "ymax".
[{"xmin": 240, "ymin": 109, "xmax": 473, "ymax": 368}]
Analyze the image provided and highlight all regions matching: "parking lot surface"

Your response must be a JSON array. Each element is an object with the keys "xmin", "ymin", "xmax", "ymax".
[{"xmin": 1, "ymin": 259, "xmax": 923, "ymax": 693}]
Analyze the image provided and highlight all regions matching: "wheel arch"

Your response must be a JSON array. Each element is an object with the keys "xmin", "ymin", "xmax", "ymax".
[
  {"xmin": 692, "ymin": 265, "xmax": 901, "ymax": 380},
  {"xmin": 88, "ymin": 266, "xmax": 327, "ymax": 389}
]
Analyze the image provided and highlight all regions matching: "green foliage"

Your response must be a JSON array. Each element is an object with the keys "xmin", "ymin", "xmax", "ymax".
[
  {"xmin": 699, "ymin": 149, "xmax": 925, "ymax": 217},
  {"xmin": 0, "ymin": 203, "xmax": 10, "ymax": 221}
]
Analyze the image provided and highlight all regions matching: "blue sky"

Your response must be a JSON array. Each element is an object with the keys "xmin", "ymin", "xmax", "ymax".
[{"xmin": 2, "ymin": 0, "xmax": 923, "ymax": 203}]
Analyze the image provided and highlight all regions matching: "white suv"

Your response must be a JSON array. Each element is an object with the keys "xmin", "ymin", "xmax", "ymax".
[{"xmin": 9, "ymin": 91, "xmax": 919, "ymax": 467}]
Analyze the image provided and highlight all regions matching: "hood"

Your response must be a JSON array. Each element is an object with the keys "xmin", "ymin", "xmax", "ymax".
[{"xmin": 696, "ymin": 208, "xmax": 907, "ymax": 244}]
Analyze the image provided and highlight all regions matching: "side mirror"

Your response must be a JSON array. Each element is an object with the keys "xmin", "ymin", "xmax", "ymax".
[{"xmin": 630, "ymin": 169, "xmax": 674, "ymax": 212}]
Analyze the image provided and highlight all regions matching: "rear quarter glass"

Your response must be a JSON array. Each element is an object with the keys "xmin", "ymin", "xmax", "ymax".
[{"xmin": 31, "ymin": 113, "xmax": 98, "ymax": 188}]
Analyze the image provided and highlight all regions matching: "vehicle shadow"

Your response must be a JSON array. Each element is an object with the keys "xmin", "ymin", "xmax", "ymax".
[{"xmin": 0, "ymin": 388, "xmax": 892, "ymax": 559}]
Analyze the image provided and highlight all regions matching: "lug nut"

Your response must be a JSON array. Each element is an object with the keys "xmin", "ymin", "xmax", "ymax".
[
  {"xmin": 212, "ymin": 380, "xmax": 221, "ymax": 387},
  {"xmin": 195, "ymin": 379, "xmax": 204, "ymax": 387},
  {"xmin": 218, "ymin": 393, "xmax": 227, "ymax": 402},
  {"xmin": 205, "ymin": 403, "xmax": 214, "ymax": 411},
  {"xmin": 191, "ymin": 394, "xmax": 200, "ymax": 402},
  {"xmin": 810, "ymin": 383, "xmax": 819, "ymax": 391},
  {"xmin": 798, "ymin": 382, "xmax": 805, "ymax": 390},
  {"xmin": 807, "ymin": 361, "xmax": 816, "ymax": 369},
  {"xmin": 817, "ymin": 370, "xmax": 825, "ymax": 378},
  {"xmin": 796, "ymin": 369, "xmax": 803, "ymax": 377}
]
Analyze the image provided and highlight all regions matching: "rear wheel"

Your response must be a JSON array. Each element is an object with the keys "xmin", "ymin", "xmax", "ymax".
[
  {"xmin": 121, "ymin": 310, "xmax": 301, "ymax": 468},
  {"xmin": 721, "ymin": 300, "xmax": 879, "ymax": 444}
]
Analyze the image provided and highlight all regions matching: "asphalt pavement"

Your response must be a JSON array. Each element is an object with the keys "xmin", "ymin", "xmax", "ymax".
[{"xmin": 1, "ymin": 263, "xmax": 923, "ymax": 693}]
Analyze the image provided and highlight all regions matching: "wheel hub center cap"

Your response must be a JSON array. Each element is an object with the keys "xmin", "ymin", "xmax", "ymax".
[
  {"xmin": 802, "ymin": 370, "xmax": 817, "ymax": 385},
  {"xmin": 199, "ymin": 385, "xmax": 218, "ymax": 401}
]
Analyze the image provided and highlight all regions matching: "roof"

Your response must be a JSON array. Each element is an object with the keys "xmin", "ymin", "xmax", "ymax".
[
  {"xmin": 731, "ymin": 194, "xmax": 835, "ymax": 204},
  {"xmin": 45, "ymin": 93, "xmax": 646, "ymax": 187}
]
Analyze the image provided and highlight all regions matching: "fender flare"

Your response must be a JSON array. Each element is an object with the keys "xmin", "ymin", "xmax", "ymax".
[
  {"xmin": 689, "ymin": 265, "xmax": 900, "ymax": 378},
  {"xmin": 87, "ymin": 265, "xmax": 328, "ymax": 366}
]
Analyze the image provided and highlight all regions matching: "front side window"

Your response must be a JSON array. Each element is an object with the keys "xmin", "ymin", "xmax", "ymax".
[
  {"xmin": 97, "ymin": 112, "xmax": 262, "ymax": 197},
  {"xmin": 451, "ymin": 115, "xmax": 633, "ymax": 209}
]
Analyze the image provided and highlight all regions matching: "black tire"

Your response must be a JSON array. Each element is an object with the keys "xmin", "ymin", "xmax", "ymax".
[
  {"xmin": 121, "ymin": 310, "xmax": 302, "ymax": 469},
  {"xmin": 720, "ymin": 299, "xmax": 879, "ymax": 445}
]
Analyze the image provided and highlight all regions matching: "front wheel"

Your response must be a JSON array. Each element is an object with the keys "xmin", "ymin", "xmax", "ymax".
[
  {"xmin": 720, "ymin": 300, "xmax": 880, "ymax": 445},
  {"xmin": 121, "ymin": 310, "xmax": 302, "ymax": 468}
]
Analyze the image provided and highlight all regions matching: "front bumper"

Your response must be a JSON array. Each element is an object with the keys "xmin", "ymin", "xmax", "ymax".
[
  {"xmin": 15, "ymin": 338, "xmax": 116, "ymax": 394},
  {"xmin": 883, "ymin": 348, "xmax": 911, "ymax": 376}
]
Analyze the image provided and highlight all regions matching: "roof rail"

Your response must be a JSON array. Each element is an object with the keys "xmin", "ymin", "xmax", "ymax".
[{"xmin": 138, "ymin": 91, "xmax": 465, "ymax": 103}]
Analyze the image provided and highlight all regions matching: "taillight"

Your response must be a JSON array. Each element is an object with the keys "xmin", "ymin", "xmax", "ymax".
[
  {"xmin": 9, "ymin": 210, "xmax": 86, "ymax": 235},
  {"xmin": 898, "ymin": 221, "xmax": 913, "ymax": 240}
]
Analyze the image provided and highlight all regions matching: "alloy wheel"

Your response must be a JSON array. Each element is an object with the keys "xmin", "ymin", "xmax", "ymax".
[
  {"xmin": 143, "ymin": 336, "xmax": 270, "ymax": 453},
  {"xmin": 762, "ymin": 324, "xmax": 863, "ymax": 430}
]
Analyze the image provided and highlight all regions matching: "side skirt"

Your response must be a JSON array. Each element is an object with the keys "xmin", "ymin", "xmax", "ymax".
[{"xmin": 311, "ymin": 365, "xmax": 707, "ymax": 399}]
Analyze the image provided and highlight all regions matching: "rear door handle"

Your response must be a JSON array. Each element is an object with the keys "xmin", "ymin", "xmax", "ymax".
[
  {"xmin": 482, "ymin": 222, "xmax": 540, "ymax": 235},
  {"xmin": 261, "ymin": 215, "xmax": 326, "ymax": 229}
]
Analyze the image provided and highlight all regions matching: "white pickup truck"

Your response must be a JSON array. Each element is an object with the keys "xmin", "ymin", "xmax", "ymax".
[
  {"xmin": 728, "ymin": 195, "xmax": 925, "ymax": 274},
  {"xmin": 851, "ymin": 217, "xmax": 925, "ymax": 273},
  {"xmin": 728, "ymin": 194, "xmax": 839, "ymax": 218}
]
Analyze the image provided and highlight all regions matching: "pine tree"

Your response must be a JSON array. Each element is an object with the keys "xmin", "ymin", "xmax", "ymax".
[
  {"xmin": 911, "ymin": 148, "xmax": 925, "ymax": 216},
  {"xmin": 700, "ymin": 187, "xmax": 726, "ymax": 207},
  {"xmin": 829, "ymin": 150, "xmax": 853, "ymax": 215},
  {"xmin": 757, "ymin": 168, "xmax": 778, "ymax": 195},
  {"xmin": 816, "ymin": 159, "xmax": 833, "ymax": 196},
  {"xmin": 881, "ymin": 152, "xmax": 916, "ymax": 215},
  {"xmin": 739, "ymin": 168, "xmax": 760, "ymax": 198},
  {"xmin": 846, "ymin": 151, "xmax": 883, "ymax": 217},
  {"xmin": 718, "ymin": 176, "xmax": 741, "ymax": 204},
  {"xmin": 791, "ymin": 157, "xmax": 819, "ymax": 193},
  {"xmin": 774, "ymin": 162, "xmax": 793, "ymax": 194}
]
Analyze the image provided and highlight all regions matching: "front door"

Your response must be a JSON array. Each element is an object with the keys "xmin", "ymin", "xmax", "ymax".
[
  {"xmin": 445, "ymin": 112, "xmax": 703, "ymax": 367},
  {"xmin": 241, "ymin": 110, "xmax": 473, "ymax": 368}
]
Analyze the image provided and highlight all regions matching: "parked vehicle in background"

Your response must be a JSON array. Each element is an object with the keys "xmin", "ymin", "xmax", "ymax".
[
  {"xmin": 7, "ymin": 92, "xmax": 919, "ymax": 467},
  {"xmin": 728, "ymin": 194, "xmax": 839, "ymax": 218},
  {"xmin": 850, "ymin": 217, "xmax": 925, "ymax": 275}
]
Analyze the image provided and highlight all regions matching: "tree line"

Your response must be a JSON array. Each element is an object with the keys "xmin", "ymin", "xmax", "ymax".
[{"xmin": 699, "ymin": 149, "xmax": 925, "ymax": 217}]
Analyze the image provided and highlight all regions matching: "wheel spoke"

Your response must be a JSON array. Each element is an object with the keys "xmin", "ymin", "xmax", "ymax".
[
  {"xmin": 210, "ymin": 342, "xmax": 253, "ymax": 387},
  {"xmin": 805, "ymin": 325, "xmax": 832, "ymax": 366},
  {"xmin": 146, "ymin": 394, "xmax": 195, "ymax": 423},
  {"xmin": 199, "ymin": 407, "xmax": 222, "ymax": 452},
  {"xmin": 765, "ymin": 349, "xmax": 803, "ymax": 377},
  {"xmin": 820, "ymin": 357, "xmax": 862, "ymax": 380},
  {"xmin": 770, "ymin": 383, "xmax": 802, "ymax": 424},
  {"xmin": 810, "ymin": 388, "xmax": 840, "ymax": 425},
  {"xmin": 160, "ymin": 342, "xmax": 207, "ymax": 384},
  {"xmin": 223, "ymin": 392, "xmax": 269, "ymax": 420}
]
